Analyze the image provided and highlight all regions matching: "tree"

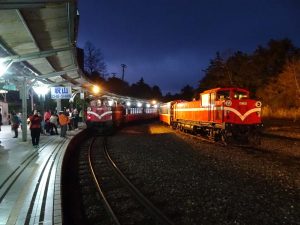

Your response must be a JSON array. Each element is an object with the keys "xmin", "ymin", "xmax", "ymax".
[
  {"xmin": 163, "ymin": 92, "xmax": 174, "ymax": 102},
  {"xmin": 198, "ymin": 52, "xmax": 227, "ymax": 92},
  {"xmin": 130, "ymin": 77, "xmax": 152, "ymax": 99},
  {"xmin": 257, "ymin": 60, "xmax": 300, "ymax": 109},
  {"xmin": 251, "ymin": 38, "xmax": 300, "ymax": 87},
  {"xmin": 84, "ymin": 41, "xmax": 107, "ymax": 78},
  {"xmin": 180, "ymin": 85, "xmax": 194, "ymax": 100},
  {"xmin": 105, "ymin": 77, "xmax": 130, "ymax": 95},
  {"xmin": 152, "ymin": 85, "xmax": 163, "ymax": 100},
  {"xmin": 199, "ymin": 39, "xmax": 300, "ymax": 98}
]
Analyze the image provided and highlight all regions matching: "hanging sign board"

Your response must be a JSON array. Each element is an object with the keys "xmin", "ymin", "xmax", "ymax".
[
  {"xmin": 0, "ymin": 83, "xmax": 17, "ymax": 91},
  {"xmin": 80, "ymin": 92, "xmax": 84, "ymax": 99},
  {"xmin": 51, "ymin": 86, "xmax": 72, "ymax": 99}
]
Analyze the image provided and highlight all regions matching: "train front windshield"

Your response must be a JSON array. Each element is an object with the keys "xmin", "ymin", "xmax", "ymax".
[
  {"xmin": 216, "ymin": 90, "xmax": 248, "ymax": 100},
  {"xmin": 90, "ymin": 98, "xmax": 111, "ymax": 107},
  {"xmin": 233, "ymin": 91, "xmax": 248, "ymax": 99}
]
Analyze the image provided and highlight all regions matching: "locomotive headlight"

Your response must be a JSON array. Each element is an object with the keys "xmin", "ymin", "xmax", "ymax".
[
  {"xmin": 108, "ymin": 100, "xmax": 114, "ymax": 106},
  {"xmin": 255, "ymin": 101, "xmax": 262, "ymax": 107}
]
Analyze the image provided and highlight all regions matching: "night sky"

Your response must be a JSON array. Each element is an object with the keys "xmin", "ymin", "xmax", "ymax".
[{"xmin": 77, "ymin": 0, "xmax": 300, "ymax": 94}]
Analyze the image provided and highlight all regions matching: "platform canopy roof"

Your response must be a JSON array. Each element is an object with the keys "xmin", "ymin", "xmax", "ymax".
[{"xmin": 0, "ymin": 0, "xmax": 93, "ymax": 92}]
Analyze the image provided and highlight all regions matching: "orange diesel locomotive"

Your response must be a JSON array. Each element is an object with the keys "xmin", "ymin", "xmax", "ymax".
[{"xmin": 159, "ymin": 87, "xmax": 262, "ymax": 143}]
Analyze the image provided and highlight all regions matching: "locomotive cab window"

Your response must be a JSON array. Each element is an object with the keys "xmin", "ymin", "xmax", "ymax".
[
  {"xmin": 216, "ymin": 90, "xmax": 230, "ymax": 100},
  {"xmin": 96, "ymin": 99, "xmax": 102, "ymax": 106},
  {"xmin": 90, "ymin": 100, "xmax": 96, "ymax": 107},
  {"xmin": 233, "ymin": 91, "xmax": 248, "ymax": 99}
]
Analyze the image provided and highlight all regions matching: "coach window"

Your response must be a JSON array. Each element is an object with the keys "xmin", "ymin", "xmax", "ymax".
[{"xmin": 160, "ymin": 106, "xmax": 168, "ymax": 114}]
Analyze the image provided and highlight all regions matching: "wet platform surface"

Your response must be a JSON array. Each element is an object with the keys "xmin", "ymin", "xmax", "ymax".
[{"xmin": 0, "ymin": 125, "xmax": 82, "ymax": 225}]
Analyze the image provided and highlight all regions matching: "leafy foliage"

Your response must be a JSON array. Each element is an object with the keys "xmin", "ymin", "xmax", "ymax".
[
  {"xmin": 257, "ymin": 60, "xmax": 300, "ymax": 109},
  {"xmin": 104, "ymin": 77, "xmax": 130, "ymax": 96},
  {"xmin": 198, "ymin": 38, "xmax": 300, "ymax": 105}
]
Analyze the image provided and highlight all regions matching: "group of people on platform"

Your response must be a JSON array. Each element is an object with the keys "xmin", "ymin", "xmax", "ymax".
[
  {"xmin": 0, "ymin": 108, "xmax": 82, "ymax": 148},
  {"xmin": 27, "ymin": 108, "xmax": 81, "ymax": 147},
  {"xmin": 42, "ymin": 108, "xmax": 80, "ymax": 135}
]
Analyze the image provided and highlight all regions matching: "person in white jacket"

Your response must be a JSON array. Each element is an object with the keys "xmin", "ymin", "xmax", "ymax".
[{"xmin": 49, "ymin": 113, "xmax": 59, "ymax": 135}]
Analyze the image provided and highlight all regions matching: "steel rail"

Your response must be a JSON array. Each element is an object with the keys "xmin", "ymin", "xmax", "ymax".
[
  {"xmin": 103, "ymin": 137, "xmax": 175, "ymax": 225},
  {"xmin": 87, "ymin": 137, "xmax": 121, "ymax": 225}
]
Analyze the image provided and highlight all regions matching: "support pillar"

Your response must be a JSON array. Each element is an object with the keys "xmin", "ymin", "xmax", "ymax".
[
  {"xmin": 56, "ymin": 99, "xmax": 61, "ymax": 112},
  {"xmin": 20, "ymin": 78, "xmax": 28, "ymax": 142}
]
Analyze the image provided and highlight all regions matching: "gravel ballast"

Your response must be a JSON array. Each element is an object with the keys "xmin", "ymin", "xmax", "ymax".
[{"xmin": 107, "ymin": 122, "xmax": 300, "ymax": 225}]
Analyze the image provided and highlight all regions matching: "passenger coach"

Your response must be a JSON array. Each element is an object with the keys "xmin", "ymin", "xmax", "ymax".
[{"xmin": 86, "ymin": 96, "xmax": 159, "ymax": 133}]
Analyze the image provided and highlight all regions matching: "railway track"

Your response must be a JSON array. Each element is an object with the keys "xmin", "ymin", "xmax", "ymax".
[
  {"xmin": 88, "ymin": 136, "xmax": 174, "ymax": 225},
  {"xmin": 62, "ymin": 133, "xmax": 174, "ymax": 225}
]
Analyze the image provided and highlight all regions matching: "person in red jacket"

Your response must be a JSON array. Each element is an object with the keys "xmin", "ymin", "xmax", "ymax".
[{"xmin": 29, "ymin": 110, "xmax": 42, "ymax": 147}]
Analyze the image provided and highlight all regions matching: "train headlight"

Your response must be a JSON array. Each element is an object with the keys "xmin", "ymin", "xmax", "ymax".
[
  {"xmin": 108, "ymin": 100, "xmax": 114, "ymax": 106},
  {"xmin": 255, "ymin": 101, "xmax": 262, "ymax": 107},
  {"xmin": 225, "ymin": 100, "xmax": 232, "ymax": 106}
]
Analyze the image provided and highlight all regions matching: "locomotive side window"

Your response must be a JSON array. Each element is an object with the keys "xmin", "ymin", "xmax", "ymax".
[
  {"xmin": 210, "ymin": 93, "xmax": 216, "ymax": 105},
  {"xmin": 201, "ymin": 94, "xmax": 210, "ymax": 106}
]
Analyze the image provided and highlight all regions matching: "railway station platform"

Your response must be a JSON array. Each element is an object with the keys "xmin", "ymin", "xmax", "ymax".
[{"xmin": 0, "ymin": 124, "xmax": 83, "ymax": 225}]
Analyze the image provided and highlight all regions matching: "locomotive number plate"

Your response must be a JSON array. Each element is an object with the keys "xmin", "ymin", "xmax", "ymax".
[{"xmin": 239, "ymin": 102, "xmax": 247, "ymax": 105}]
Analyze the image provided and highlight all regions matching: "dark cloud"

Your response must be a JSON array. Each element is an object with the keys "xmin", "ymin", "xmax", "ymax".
[{"xmin": 78, "ymin": 0, "xmax": 300, "ymax": 94}]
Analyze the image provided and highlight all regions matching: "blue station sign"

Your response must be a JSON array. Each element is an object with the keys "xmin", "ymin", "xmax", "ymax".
[{"xmin": 51, "ymin": 86, "xmax": 72, "ymax": 99}]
